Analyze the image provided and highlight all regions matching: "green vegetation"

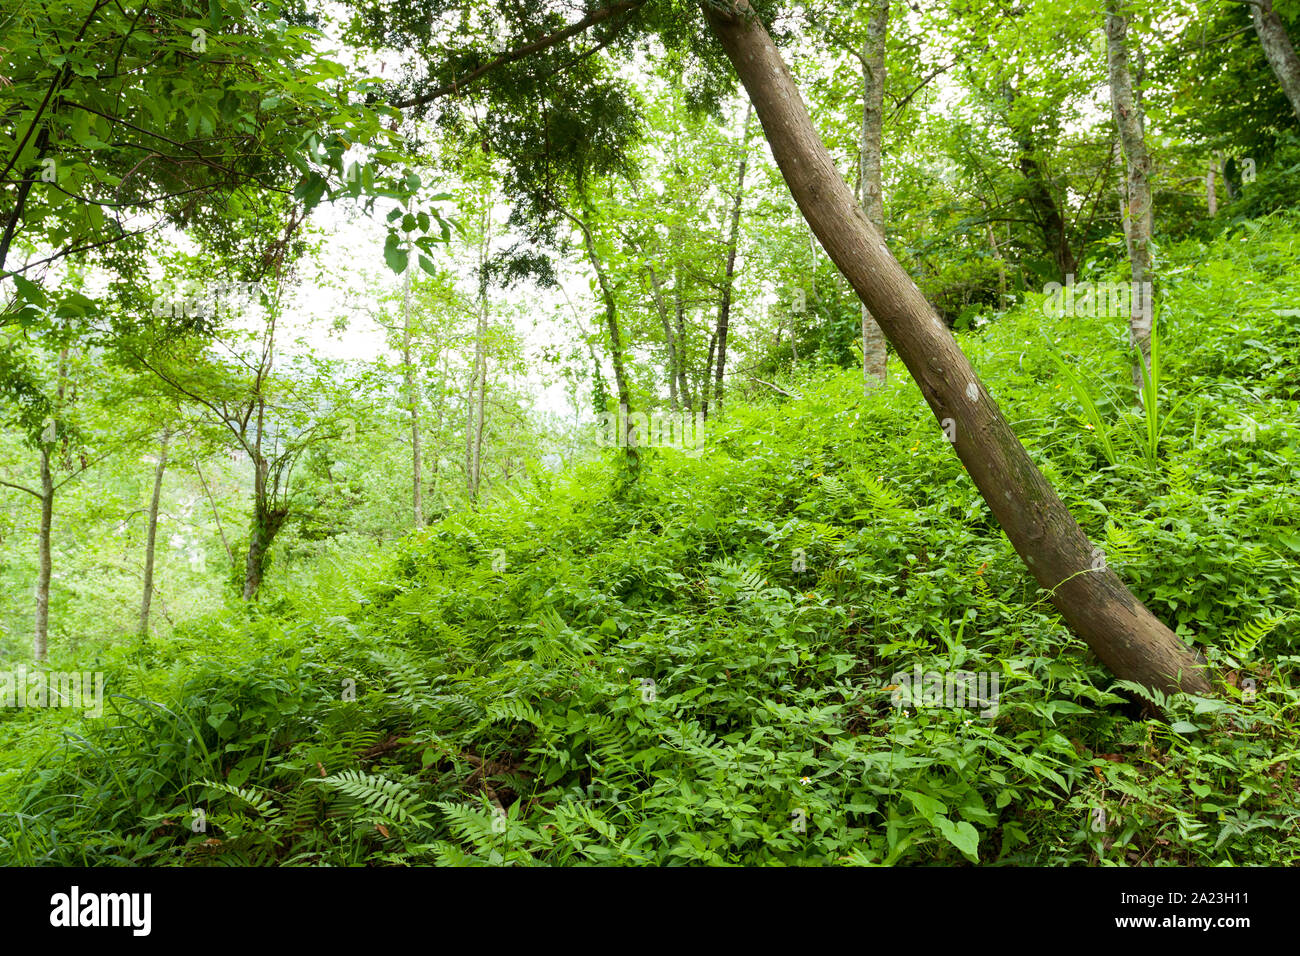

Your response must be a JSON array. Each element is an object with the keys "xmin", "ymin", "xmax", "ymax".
[
  {"xmin": 4, "ymin": 0, "xmax": 1300, "ymax": 872},
  {"xmin": 3, "ymin": 215, "xmax": 1297, "ymax": 866}
]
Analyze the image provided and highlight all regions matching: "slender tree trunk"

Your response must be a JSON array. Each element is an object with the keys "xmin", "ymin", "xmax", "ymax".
[
  {"xmin": 1019, "ymin": 142, "xmax": 1077, "ymax": 280},
  {"xmin": 34, "ymin": 444, "xmax": 53, "ymax": 662},
  {"xmin": 645, "ymin": 262, "xmax": 681, "ymax": 410},
  {"xmin": 702, "ymin": 0, "xmax": 1210, "ymax": 696},
  {"xmin": 1251, "ymin": 0, "xmax": 1300, "ymax": 122},
  {"xmin": 33, "ymin": 349, "xmax": 68, "ymax": 661},
  {"xmin": 139, "ymin": 427, "xmax": 171, "ymax": 637},
  {"xmin": 402, "ymin": 235, "xmax": 424, "ymax": 527},
  {"xmin": 431, "ymin": 350, "xmax": 448, "ymax": 493},
  {"xmin": 1107, "ymin": 1, "xmax": 1155, "ymax": 385},
  {"xmin": 241, "ymin": 496, "xmax": 287, "ymax": 601},
  {"xmin": 673, "ymin": 256, "xmax": 692, "ymax": 410},
  {"xmin": 466, "ymin": 293, "xmax": 487, "ymax": 501},
  {"xmin": 194, "ymin": 456, "xmax": 233, "ymax": 565},
  {"xmin": 1116, "ymin": 141, "xmax": 1133, "ymax": 256},
  {"xmin": 241, "ymin": 447, "xmax": 287, "ymax": 601},
  {"xmin": 1207, "ymin": 155, "xmax": 1219, "ymax": 216},
  {"xmin": 474, "ymin": 344, "xmax": 488, "ymax": 487},
  {"xmin": 859, "ymin": 0, "xmax": 890, "ymax": 387},
  {"xmin": 1005, "ymin": 83, "xmax": 1076, "ymax": 281},
  {"xmin": 714, "ymin": 104, "xmax": 752, "ymax": 414},
  {"xmin": 702, "ymin": 331, "xmax": 717, "ymax": 420},
  {"xmin": 576, "ymin": 203, "xmax": 637, "ymax": 464},
  {"xmin": 985, "ymin": 215, "xmax": 1008, "ymax": 304},
  {"xmin": 467, "ymin": 211, "xmax": 491, "ymax": 502}
]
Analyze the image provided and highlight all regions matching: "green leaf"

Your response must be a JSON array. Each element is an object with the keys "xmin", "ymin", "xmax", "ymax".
[
  {"xmin": 12, "ymin": 275, "xmax": 46, "ymax": 308},
  {"xmin": 384, "ymin": 234, "xmax": 409, "ymax": 274},
  {"xmin": 935, "ymin": 815, "xmax": 980, "ymax": 862},
  {"xmin": 903, "ymin": 790, "xmax": 945, "ymax": 824}
]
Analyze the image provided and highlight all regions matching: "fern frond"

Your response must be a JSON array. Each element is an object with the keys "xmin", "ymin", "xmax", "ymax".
[
  {"xmin": 487, "ymin": 697, "xmax": 541, "ymax": 727},
  {"xmin": 318, "ymin": 770, "xmax": 428, "ymax": 826},
  {"xmin": 196, "ymin": 779, "xmax": 279, "ymax": 818},
  {"xmin": 1228, "ymin": 611, "xmax": 1289, "ymax": 660}
]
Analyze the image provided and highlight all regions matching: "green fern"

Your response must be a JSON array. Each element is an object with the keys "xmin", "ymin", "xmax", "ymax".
[
  {"xmin": 317, "ymin": 770, "xmax": 429, "ymax": 827},
  {"xmin": 196, "ymin": 779, "xmax": 279, "ymax": 818},
  {"xmin": 487, "ymin": 697, "xmax": 541, "ymax": 726},
  {"xmin": 1228, "ymin": 612, "xmax": 1289, "ymax": 660}
]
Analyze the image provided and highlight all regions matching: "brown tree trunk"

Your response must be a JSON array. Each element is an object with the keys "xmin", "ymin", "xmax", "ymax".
[
  {"xmin": 1019, "ymin": 143, "xmax": 1077, "ymax": 280},
  {"xmin": 467, "ymin": 213, "xmax": 491, "ymax": 502},
  {"xmin": 194, "ymin": 456, "xmax": 233, "ymax": 565},
  {"xmin": 576, "ymin": 203, "xmax": 638, "ymax": 462},
  {"xmin": 672, "ymin": 256, "xmax": 692, "ymax": 411},
  {"xmin": 702, "ymin": 331, "xmax": 717, "ymax": 420},
  {"xmin": 985, "ymin": 215, "xmax": 1008, "ymax": 304},
  {"xmin": 649, "ymin": 266, "xmax": 680, "ymax": 410},
  {"xmin": 242, "ymin": 495, "xmax": 287, "ymax": 601},
  {"xmin": 859, "ymin": 0, "xmax": 889, "ymax": 387},
  {"xmin": 465, "ymin": 298, "xmax": 486, "ymax": 501},
  {"xmin": 401, "ymin": 215, "xmax": 424, "ymax": 527},
  {"xmin": 701, "ymin": 0, "xmax": 1210, "ymax": 696},
  {"xmin": 1207, "ymin": 155, "xmax": 1219, "ymax": 216},
  {"xmin": 1251, "ymin": 0, "xmax": 1300, "ymax": 122},
  {"xmin": 139, "ymin": 427, "xmax": 170, "ymax": 637},
  {"xmin": 714, "ymin": 104, "xmax": 752, "ymax": 414},
  {"xmin": 1107, "ymin": 1, "xmax": 1154, "ymax": 385},
  {"xmin": 34, "ymin": 444, "xmax": 53, "ymax": 662}
]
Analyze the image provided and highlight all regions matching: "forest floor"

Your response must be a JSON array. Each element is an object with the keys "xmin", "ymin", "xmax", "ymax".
[{"xmin": 2, "ymin": 211, "xmax": 1299, "ymax": 866}]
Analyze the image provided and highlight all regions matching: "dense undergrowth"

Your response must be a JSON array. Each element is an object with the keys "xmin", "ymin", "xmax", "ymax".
[{"xmin": 2, "ymin": 212, "xmax": 1299, "ymax": 866}]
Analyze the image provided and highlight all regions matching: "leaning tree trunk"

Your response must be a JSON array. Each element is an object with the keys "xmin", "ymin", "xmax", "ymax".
[
  {"xmin": 139, "ymin": 427, "xmax": 171, "ymax": 637},
  {"xmin": 33, "ymin": 444, "xmax": 54, "ymax": 662},
  {"xmin": 701, "ymin": 0, "xmax": 1210, "ymax": 696},
  {"xmin": 1251, "ymin": 0, "xmax": 1300, "ymax": 122},
  {"xmin": 1107, "ymin": 1, "xmax": 1154, "ymax": 388},
  {"xmin": 859, "ymin": 0, "xmax": 890, "ymax": 387}
]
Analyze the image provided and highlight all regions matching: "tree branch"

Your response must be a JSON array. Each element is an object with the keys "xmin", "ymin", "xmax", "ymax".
[{"xmin": 393, "ymin": 1, "xmax": 646, "ymax": 109}]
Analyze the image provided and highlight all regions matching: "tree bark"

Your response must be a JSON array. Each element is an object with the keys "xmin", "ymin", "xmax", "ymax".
[
  {"xmin": 576, "ymin": 202, "xmax": 638, "ymax": 462},
  {"xmin": 859, "ymin": 0, "xmax": 890, "ymax": 387},
  {"xmin": 194, "ymin": 456, "xmax": 233, "ymax": 565},
  {"xmin": 701, "ymin": 0, "xmax": 1210, "ymax": 696},
  {"xmin": 139, "ymin": 427, "xmax": 170, "ymax": 637},
  {"xmin": 466, "ymin": 289, "xmax": 487, "ymax": 501},
  {"xmin": 1251, "ymin": 0, "xmax": 1300, "ymax": 122},
  {"xmin": 467, "ymin": 212, "xmax": 491, "ymax": 502},
  {"xmin": 645, "ymin": 261, "xmax": 681, "ymax": 410},
  {"xmin": 402, "ymin": 209, "xmax": 424, "ymax": 527},
  {"xmin": 673, "ymin": 254, "xmax": 693, "ymax": 410},
  {"xmin": 702, "ymin": 331, "xmax": 717, "ymax": 420},
  {"xmin": 1207, "ymin": 155, "xmax": 1219, "ymax": 216},
  {"xmin": 1019, "ymin": 141, "xmax": 1077, "ymax": 280},
  {"xmin": 241, "ymin": 496, "xmax": 288, "ymax": 600},
  {"xmin": 34, "ymin": 444, "xmax": 53, "ymax": 662},
  {"xmin": 713, "ymin": 103, "xmax": 752, "ymax": 414},
  {"xmin": 1107, "ymin": 1, "xmax": 1155, "ymax": 384}
]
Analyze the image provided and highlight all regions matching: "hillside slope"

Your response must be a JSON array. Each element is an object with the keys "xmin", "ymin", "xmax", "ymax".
[{"xmin": 3, "ymin": 212, "xmax": 1299, "ymax": 866}]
